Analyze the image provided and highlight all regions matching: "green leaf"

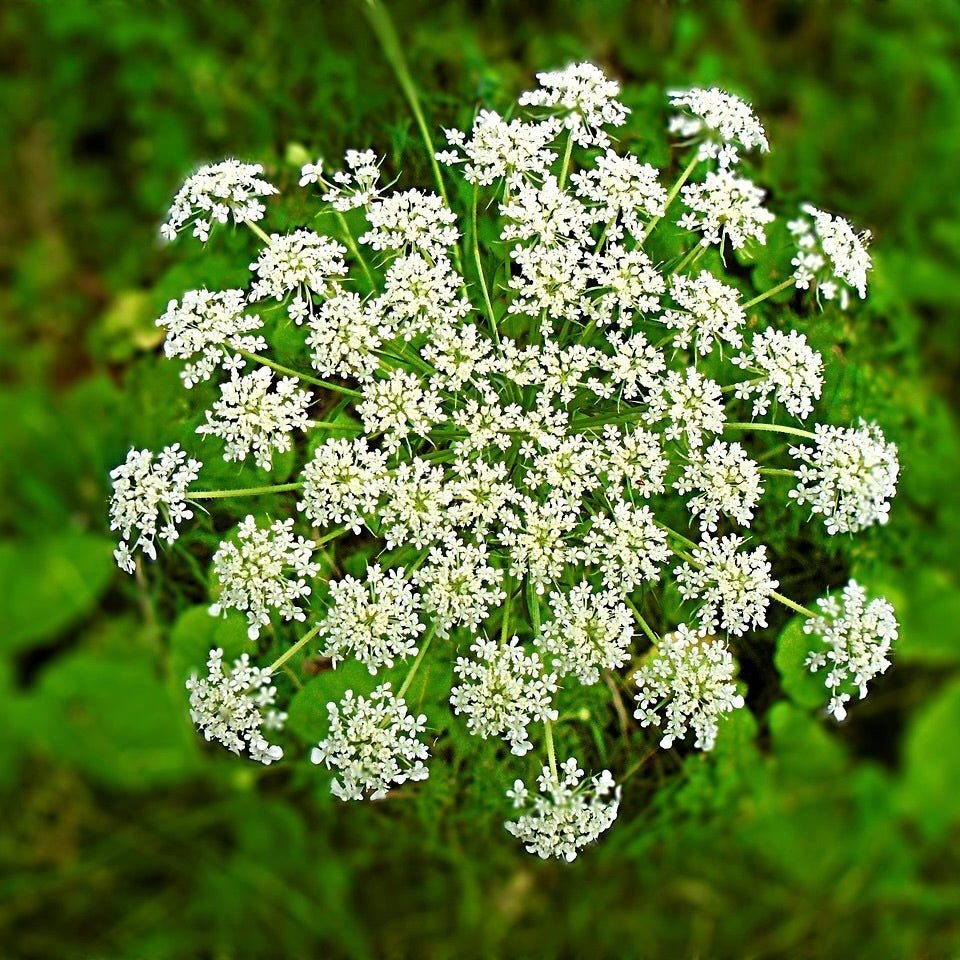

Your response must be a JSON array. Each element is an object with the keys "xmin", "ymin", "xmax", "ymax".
[
  {"xmin": 774, "ymin": 614, "xmax": 826, "ymax": 710},
  {"xmin": 167, "ymin": 604, "xmax": 250, "ymax": 689}
]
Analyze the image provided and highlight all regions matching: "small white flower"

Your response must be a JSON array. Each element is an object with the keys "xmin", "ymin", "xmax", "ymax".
[
  {"xmin": 733, "ymin": 328, "xmax": 824, "ymax": 420},
  {"xmin": 161, "ymin": 159, "xmax": 277, "ymax": 241},
  {"xmin": 789, "ymin": 421, "xmax": 899, "ymax": 534},
  {"xmin": 451, "ymin": 636, "xmax": 558, "ymax": 756},
  {"xmin": 380, "ymin": 457, "xmax": 454, "ymax": 551},
  {"xmin": 321, "ymin": 149, "xmax": 383, "ymax": 210},
  {"xmin": 109, "ymin": 444, "xmax": 202, "ymax": 573},
  {"xmin": 357, "ymin": 369, "xmax": 446, "ymax": 454},
  {"xmin": 675, "ymin": 534, "xmax": 778, "ymax": 636},
  {"xmin": 804, "ymin": 580, "xmax": 897, "ymax": 721},
  {"xmin": 585, "ymin": 245, "xmax": 665, "ymax": 323},
  {"xmin": 505, "ymin": 758, "xmax": 620, "ymax": 861},
  {"xmin": 600, "ymin": 425, "xmax": 669, "ymax": 497},
  {"xmin": 668, "ymin": 87, "xmax": 769, "ymax": 167},
  {"xmin": 675, "ymin": 441, "xmax": 763, "ymax": 532},
  {"xmin": 156, "ymin": 288, "xmax": 266, "ymax": 388},
  {"xmin": 360, "ymin": 189, "xmax": 459, "ymax": 259},
  {"xmin": 376, "ymin": 253, "xmax": 470, "ymax": 339},
  {"xmin": 299, "ymin": 159, "xmax": 323, "ymax": 187},
  {"xmin": 679, "ymin": 170, "xmax": 774, "ymax": 249},
  {"xmin": 502, "ymin": 493, "xmax": 580, "ymax": 595},
  {"xmin": 312, "ymin": 684, "xmax": 430, "ymax": 800},
  {"xmin": 210, "ymin": 515, "xmax": 319, "ymax": 640},
  {"xmin": 501, "ymin": 174, "xmax": 593, "ymax": 248},
  {"xmin": 305, "ymin": 291, "xmax": 386, "ymax": 382},
  {"xmin": 633, "ymin": 624, "xmax": 745, "ymax": 750},
  {"xmin": 662, "ymin": 270, "xmax": 745, "ymax": 354},
  {"xmin": 584, "ymin": 499, "xmax": 671, "ymax": 594},
  {"xmin": 248, "ymin": 230, "xmax": 347, "ymax": 314},
  {"xmin": 644, "ymin": 367, "xmax": 726, "ymax": 448},
  {"xmin": 187, "ymin": 647, "xmax": 286, "ymax": 764}
]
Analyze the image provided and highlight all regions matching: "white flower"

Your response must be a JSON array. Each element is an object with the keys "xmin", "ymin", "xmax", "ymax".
[
  {"xmin": 633, "ymin": 625, "xmax": 745, "ymax": 750},
  {"xmin": 679, "ymin": 170, "xmax": 774, "ymax": 249},
  {"xmin": 305, "ymin": 291, "xmax": 386, "ymax": 382},
  {"xmin": 196, "ymin": 364, "xmax": 313, "ymax": 471},
  {"xmin": 506, "ymin": 758, "xmax": 620, "ymax": 861},
  {"xmin": 437, "ymin": 110, "xmax": 561, "ymax": 187},
  {"xmin": 210, "ymin": 515, "xmax": 319, "ymax": 640},
  {"xmin": 584, "ymin": 500, "xmax": 671, "ymax": 594},
  {"xmin": 604, "ymin": 332, "xmax": 667, "ymax": 400},
  {"xmin": 161, "ymin": 159, "xmax": 277, "ymax": 242},
  {"xmin": 320, "ymin": 149, "xmax": 383, "ymax": 210},
  {"xmin": 156, "ymin": 289, "xmax": 266, "ymax": 388},
  {"xmin": 789, "ymin": 204, "xmax": 872, "ymax": 307},
  {"xmin": 109, "ymin": 444, "xmax": 202, "ymax": 573},
  {"xmin": 525, "ymin": 434, "xmax": 603, "ymax": 500},
  {"xmin": 413, "ymin": 540, "xmax": 505, "ymax": 639},
  {"xmin": 187, "ymin": 647, "xmax": 286, "ymax": 764},
  {"xmin": 451, "ymin": 636, "xmax": 558, "ymax": 755},
  {"xmin": 804, "ymin": 580, "xmax": 897, "ymax": 721},
  {"xmin": 571, "ymin": 149, "xmax": 667, "ymax": 238},
  {"xmin": 536, "ymin": 583, "xmax": 634, "ymax": 685},
  {"xmin": 312, "ymin": 684, "xmax": 430, "ymax": 800},
  {"xmin": 507, "ymin": 241, "xmax": 590, "ymax": 321},
  {"xmin": 502, "ymin": 493, "xmax": 580, "ymax": 595},
  {"xmin": 318, "ymin": 564, "xmax": 424, "ymax": 673},
  {"xmin": 248, "ymin": 230, "xmax": 347, "ymax": 314},
  {"xmin": 501, "ymin": 174, "xmax": 593, "ymax": 248},
  {"xmin": 668, "ymin": 87, "xmax": 768, "ymax": 167},
  {"xmin": 299, "ymin": 159, "xmax": 323, "ymax": 187},
  {"xmin": 644, "ymin": 367, "xmax": 726, "ymax": 448},
  {"xmin": 519, "ymin": 61, "xmax": 629, "ymax": 148},
  {"xmin": 674, "ymin": 534, "xmax": 778, "ymax": 636},
  {"xmin": 423, "ymin": 323, "xmax": 496, "ymax": 390},
  {"xmin": 446, "ymin": 458, "xmax": 518, "ymax": 534},
  {"xmin": 380, "ymin": 457, "xmax": 453, "ymax": 550},
  {"xmin": 298, "ymin": 437, "xmax": 389, "ymax": 534},
  {"xmin": 376, "ymin": 253, "xmax": 470, "ymax": 339},
  {"xmin": 789, "ymin": 421, "xmax": 899, "ymax": 534},
  {"xmin": 585, "ymin": 245, "xmax": 665, "ymax": 323},
  {"xmin": 357, "ymin": 369, "xmax": 446, "ymax": 454},
  {"xmin": 675, "ymin": 441, "xmax": 763, "ymax": 533},
  {"xmin": 600, "ymin": 425, "xmax": 669, "ymax": 497},
  {"xmin": 662, "ymin": 270, "xmax": 745, "ymax": 354},
  {"xmin": 732, "ymin": 328, "xmax": 823, "ymax": 420},
  {"xmin": 360, "ymin": 189, "xmax": 459, "ymax": 258}
]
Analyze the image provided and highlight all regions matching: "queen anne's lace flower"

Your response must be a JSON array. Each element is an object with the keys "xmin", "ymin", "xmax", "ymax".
[
  {"xmin": 187, "ymin": 647, "xmax": 286, "ymax": 764},
  {"xmin": 675, "ymin": 534, "xmax": 778, "ymax": 635},
  {"xmin": 377, "ymin": 253, "xmax": 470, "ymax": 338},
  {"xmin": 502, "ymin": 493, "xmax": 580, "ymax": 594},
  {"xmin": 601, "ymin": 425, "xmax": 669, "ymax": 496},
  {"xmin": 109, "ymin": 444, "xmax": 202, "ymax": 573},
  {"xmin": 305, "ymin": 291, "xmax": 386, "ymax": 382},
  {"xmin": 679, "ymin": 170, "xmax": 774, "ymax": 249},
  {"xmin": 210, "ymin": 515, "xmax": 319, "ymax": 640},
  {"xmin": 633, "ymin": 625, "xmax": 745, "ymax": 749},
  {"xmin": 789, "ymin": 421, "xmax": 899, "ymax": 534},
  {"xmin": 357, "ymin": 369, "xmax": 446, "ymax": 453},
  {"xmin": 586, "ymin": 245, "xmax": 665, "ymax": 322},
  {"xmin": 312, "ymin": 684, "xmax": 430, "ymax": 800},
  {"xmin": 804, "ymin": 580, "xmax": 897, "ymax": 720},
  {"xmin": 675, "ymin": 441, "xmax": 763, "ymax": 532},
  {"xmin": 501, "ymin": 174, "xmax": 593, "ymax": 248},
  {"xmin": 519, "ymin": 61, "xmax": 629, "ymax": 148},
  {"xmin": 196, "ymin": 364, "xmax": 313, "ymax": 470},
  {"xmin": 733, "ymin": 328, "xmax": 824, "ymax": 420},
  {"xmin": 248, "ymin": 230, "xmax": 347, "ymax": 317},
  {"xmin": 668, "ymin": 87, "xmax": 769, "ymax": 167},
  {"xmin": 380, "ymin": 457, "xmax": 453, "ymax": 550},
  {"xmin": 506, "ymin": 758, "xmax": 620, "ymax": 861},
  {"xmin": 161, "ymin": 159, "xmax": 277, "ymax": 242},
  {"xmin": 299, "ymin": 437, "xmax": 389, "ymax": 533},
  {"xmin": 360, "ymin": 189, "xmax": 459, "ymax": 258},
  {"xmin": 662, "ymin": 271, "xmax": 745, "ymax": 354},
  {"xmin": 536, "ymin": 583, "xmax": 634, "ymax": 685},
  {"xmin": 316, "ymin": 149, "xmax": 383, "ymax": 211},
  {"xmin": 156, "ymin": 289, "xmax": 267, "ymax": 388},
  {"xmin": 583, "ymin": 500, "xmax": 671, "ymax": 594},
  {"xmin": 451, "ymin": 636, "xmax": 558, "ymax": 755},
  {"xmin": 789, "ymin": 204, "xmax": 872, "ymax": 307},
  {"xmin": 644, "ymin": 367, "xmax": 726, "ymax": 448}
]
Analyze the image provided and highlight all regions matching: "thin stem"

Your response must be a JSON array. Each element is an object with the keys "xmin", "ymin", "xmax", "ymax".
[
  {"xmin": 245, "ymin": 221, "xmax": 272, "ymax": 246},
  {"xmin": 759, "ymin": 467, "xmax": 797, "ymax": 478},
  {"xmin": 725, "ymin": 421, "xmax": 817, "ymax": 441},
  {"xmin": 500, "ymin": 576, "xmax": 514, "ymax": 644},
  {"xmin": 672, "ymin": 242, "xmax": 705, "ymax": 276},
  {"xmin": 544, "ymin": 719, "xmax": 558, "ymax": 781},
  {"xmin": 317, "ymin": 525, "xmax": 350, "ymax": 546},
  {"xmin": 268, "ymin": 622, "xmax": 321, "ymax": 674},
  {"xmin": 189, "ymin": 482, "xmax": 302, "ymax": 500},
  {"xmin": 472, "ymin": 186, "xmax": 498, "ymax": 342},
  {"xmin": 334, "ymin": 209, "xmax": 377, "ymax": 289},
  {"xmin": 235, "ymin": 348, "xmax": 363, "ymax": 399},
  {"xmin": 644, "ymin": 150, "xmax": 700, "ymax": 241},
  {"xmin": 625, "ymin": 596, "xmax": 658, "ymax": 645},
  {"xmin": 771, "ymin": 591, "xmax": 817, "ymax": 619},
  {"xmin": 558, "ymin": 131, "xmax": 574, "ymax": 189},
  {"xmin": 397, "ymin": 626, "xmax": 435, "ymax": 699},
  {"xmin": 743, "ymin": 276, "xmax": 795, "ymax": 310},
  {"xmin": 526, "ymin": 576, "xmax": 542, "ymax": 636}
]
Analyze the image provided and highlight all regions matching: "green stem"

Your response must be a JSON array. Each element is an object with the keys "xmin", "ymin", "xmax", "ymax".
[
  {"xmin": 245, "ymin": 221, "xmax": 272, "ymax": 245},
  {"xmin": 317, "ymin": 525, "xmax": 350, "ymax": 546},
  {"xmin": 471, "ymin": 186, "xmax": 498, "ymax": 342},
  {"xmin": 500, "ymin": 576, "xmax": 514, "ymax": 644},
  {"xmin": 625, "ymin": 596, "xmax": 658, "ymax": 645},
  {"xmin": 268, "ymin": 622, "xmax": 321, "ymax": 674},
  {"xmin": 397, "ymin": 626, "xmax": 435, "ymax": 699},
  {"xmin": 189, "ymin": 482, "xmax": 302, "ymax": 500},
  {"xmin": 725, "ymin": 421, "xmax": 817, "ymax": 441},
  {"xmin": 235, "ymin": 348, "xmax": 362, "ymax": 399},
  {"xmin": 759, "ymin": 467, "xmax": 797, "ymax": 478},
  {"xmin": 644, "ymin": 150, "xmax": 700, "ymax": 241},
  {"xmin": 334, "ymin": 209, "xmax": 377, "ymax": 290},
  {"xmin": 544, "ymin": 719, "xmax": 558, "ymax": 781},
  {"xmin": 558, "ymin": 131, "xmax": 574, "ymax": 189},
  {"xmin": 743, "ymin": 276, "xmax": 795, "ymax": 310},
  {"xmin": 771, "ymin": 591, "xmax": 817, "ymax": 619},
  {"xmin": 526, "ymin": 576, "xmax": 542, "ymax": 636},
  {"xmin": 672, "ymin": 243, "xmax": 704, "ymax": 276}
]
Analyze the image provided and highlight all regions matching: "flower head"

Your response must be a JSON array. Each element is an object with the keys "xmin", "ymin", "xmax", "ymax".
[
  {"xmin": 733, "ymin": 328, "xmax": 824, "ymax": 420},
  {"xmin": 668, "ymin": 87, "xmax": 769, "ymax": 167},
  {"xmin": 679, "ymin": 170, "xmax": 774, "ymax": 249},
  {"xmin": 675, "ymin": 440, "xmax": 763, "ymax": 533}
]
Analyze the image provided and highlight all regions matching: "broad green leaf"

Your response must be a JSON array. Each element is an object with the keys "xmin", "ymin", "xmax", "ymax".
[{"xmin": 774, "ymin": 614, "xmax": 827, "ymax": 710}]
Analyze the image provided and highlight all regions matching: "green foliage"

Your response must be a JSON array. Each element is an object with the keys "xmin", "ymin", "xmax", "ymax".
[{"xmin": 2, "ymin": 1, "xmax": 959, "ymax": 957}]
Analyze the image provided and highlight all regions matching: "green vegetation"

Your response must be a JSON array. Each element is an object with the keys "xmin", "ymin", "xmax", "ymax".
[{"xmin": 1, "ymin": 1, "xmax": 959, "ymax": 957}]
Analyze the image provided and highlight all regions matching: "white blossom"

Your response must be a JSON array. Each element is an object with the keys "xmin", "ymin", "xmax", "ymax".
[
  {"xmin": 305, "ymin": 291, "xmax": 386, "ymax": 382},
  {"xmin": 109, "ymin": 444, "xmax": 202, "ymax": 573},
  {"xmin": 584, "ymin": 500, "xmax": 671, "ymax": 594},
  {"xmin": 187, "ymin": 647, "xmax": 286, "ymax": 764},
  {"xmin": 210, "ymin": 515, "xmax": 319, "ymax": 640},
  {"xmin": 633, "ymin": 625, "xmax": 745, "ymax": 749},
  {"xmin": 501, "ymin": 174, "xmax": 592, "ymax": 248},
  {"xmin": 679, "ymin": 170, "xmax": 774, "ymax": 249},
  {"xmin": 804, "ymin": 580, "xmax": 897, "ymax": 721},
  {"xmin": 733, "ymin": 328, "xmax": 823, "ymax": 420},
  {"xmin": 380, "ymin": 458, "xmax": 453, "ymax": 550},
  {"xmin": 357, "ymin": 369, "xmax": 446, "ymax": 453},
  {"xmin": 502, "ymin": 493, "xmax": 580, "ymax": 594},
  {"xmin": 360, "ymin": 189, "xmax": 459, "ymax": 258},
  {"xmin": 376, "ymin": 253, "xmax": 469, "ymax": 339},
  {"xmin": 248, "ymin": 230, "xmax": 347, "ymax": 315},
  {"xmin": 319, "ymin": 149, "xmax": 383, "ymax": 211},
  {"xmin": 312, "ymin": 684, "xmax": 430, "ymax": 800},
  {"xmin": 662, "ymin": 270, "xmax": 745, "ymax": 354},
  {"xmin": 668, "ymin": 87, "xmax": 768, "ymax": 167},
  {"xmin": 789, "ymin": 421, "xmax": 899, "ymax": 534},
  {"xmin": 506, "ymin": 758, "xmax": 619, "ymax": 861},
  {"xmin": 644, "ymin": 367, "xmax": 726, "ymax": 448},
  {"xmin": 675, "ymin": 441, "xmax": 763, "ymax": 532},
  {"xmin": 586, "ymin": 245, "xmax": 665, "ymax": 323},
  {"xmin": 571, "ymin": 150, "xmax": 666, "ymax": 238},
  {"xmin": 600, "ymin": 425, "xmax": 669, "ymax": 496},
  {"xmin": 196, "ymin": 364, "xmax": 313, "ymax": 471},
  {"xmin": 674, "ymin": 534, "xmax": 778, "ymax": 636},
  {"xmin": 451, "ymin": 635, "xmax": 558, "ymax": 755}
]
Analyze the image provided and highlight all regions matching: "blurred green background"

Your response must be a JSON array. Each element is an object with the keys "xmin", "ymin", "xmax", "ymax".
[{"xmin": 2, "ymin": 1, "xmax": 960, "ymax": 957}]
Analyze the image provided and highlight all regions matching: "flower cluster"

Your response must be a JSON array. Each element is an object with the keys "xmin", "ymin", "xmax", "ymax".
[{"xmin": 115, "ymin": 61, "xmax": 900, "ymax": 861}]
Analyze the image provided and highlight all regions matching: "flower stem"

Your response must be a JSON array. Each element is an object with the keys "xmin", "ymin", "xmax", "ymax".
[
  {"xmin": 334, "ymin": 209, "xmax": 377, "ymax": 290},
  {"xmin": 544, "ymin": 719, "xmax": 558, "ymax": 781},
  {"xmin": 672, "ymin": 242, "xmax": 705, "ymax": 276},
  {"xmin": 743, "ymin": 276, "xmax": 795, "ymax": 310},
  {"xmin": 625, "ymin": 596, "xmax": 658, "ymax": 644},
  {"xmin": 558, "ymin": 131, "xmax": 574, "ymax": 189},
  {"xmin": 644, "ymin": 150, "xmax": 700, "ymax": 241},
  {"xmin": 725, "ymin": 421, "xmax": 817, "ymax": 441},
  {"xmin": 472, "ymin": 186, "xmax": 498, "ymax": 342},
  {"xmin": 397, "ymin": 626, "xmax": 435, "ymax": 699},
  {"xmin": 189, "ymin": 482, "xmax": 302, "ymax": 500},
  {"xmin": 759, "ymin": 467, "xmax": 797, "ymax": 478},
  {"xmin": 235, "ymin": 348, "xmax": 363, "ymax": 399},
  {"xmin": 771, "ymin": 591, "xmax": 817, "ymax": 618},
  {"xmin": 268, "ymin": 622, "xmax": 322, "ymax": 674},
  {"xmin": 245, "ymin": 221, "xmax": 272, "ymax": 246}
]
